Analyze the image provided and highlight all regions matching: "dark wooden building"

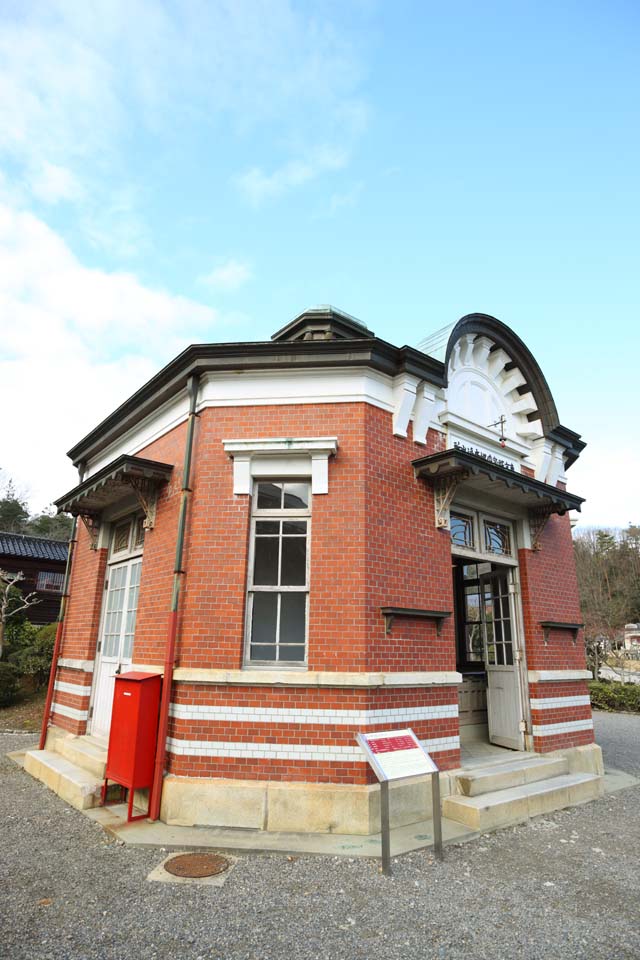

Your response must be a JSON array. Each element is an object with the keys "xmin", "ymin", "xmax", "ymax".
[{"xmin": 0, "ymin": 533, "xmax": 68, "ymax": 623}]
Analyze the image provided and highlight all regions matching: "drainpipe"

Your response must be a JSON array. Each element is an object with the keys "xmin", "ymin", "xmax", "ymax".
[
  {"xmin": 39, "ymin": 464, "xmax": 86, "ymax": 750},
  {"xmin": 149, "ymin": 373, "xmax": 200, "ymax": 821}
]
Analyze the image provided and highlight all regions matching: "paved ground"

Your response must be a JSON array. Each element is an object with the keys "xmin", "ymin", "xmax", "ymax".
[{"xmin": 2, "ymin": 717, "xmax": 639, "ymax": 960}]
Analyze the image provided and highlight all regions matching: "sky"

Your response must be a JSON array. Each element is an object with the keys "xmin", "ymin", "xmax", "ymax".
[{"xmin": 0, "ymin": 0, "xmax": 638, "ymax": 529}]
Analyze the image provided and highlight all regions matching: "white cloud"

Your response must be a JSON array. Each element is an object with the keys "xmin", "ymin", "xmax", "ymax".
[
  {"xmin": 0, "ymin": 2, "xmax": 368, "ymax": 228},
  {"xmin": 200, "ymin": 258, "xmax": 252, "ymax": 292},
  {"xmin": 570, "ymin": 439, "xmax": 640, "ymax": 531},
  {"xmin": 28, "ymin": 162, "xmax": 85, "ymax": 205},
  {"xmin": 0, "ymin": 202, "xmax": 222, "ymax": 510},
  {"xmin": 236, "ymin": 146, "xmax": 349, "ymax": 205}
]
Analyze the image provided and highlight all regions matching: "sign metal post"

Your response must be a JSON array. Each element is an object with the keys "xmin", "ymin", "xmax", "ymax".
[{"xmin": 356, "ymin": 728, "xmax": 443, "ymax": 876}]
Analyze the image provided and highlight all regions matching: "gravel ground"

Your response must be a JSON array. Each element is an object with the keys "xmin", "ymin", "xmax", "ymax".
[
  {"xmin": 2, "ymin": 723, "xmax": 639, "ymax": 960},
  {"xmin": 593, "ymin": 710, "xmax": 640, "ymax": 775}
]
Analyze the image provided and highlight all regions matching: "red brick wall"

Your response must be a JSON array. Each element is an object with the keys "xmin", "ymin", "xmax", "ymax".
[{"xmin": 519, "ymin": 512, "xmax": 594, "ymax": 751}]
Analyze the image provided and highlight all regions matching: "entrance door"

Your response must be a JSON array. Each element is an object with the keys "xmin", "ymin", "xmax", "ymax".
[
  {"xmin": 91, "ymin": 559, "xmax": 142, "ymax": 739},
  {"xmin": 479, "ymin": 568, "xmax": 525, "ymax": 750}
]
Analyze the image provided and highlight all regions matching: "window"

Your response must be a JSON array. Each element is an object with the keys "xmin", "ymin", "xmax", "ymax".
[
  {"xmin": 36, "ymin": 570, "xmax": 64, "ymax": 593},
  {"xmin": 450, "ymin": 507, "xmax": 515, "ymax": 561},
  {"xmin": 110, "ymin": 515, "xmax": 145, "ymax": 557},
  {"xmin": 450, "ymin": 512, "xmax": 475, "ymax": 549},
  {"xmin": 483, "ymin": 519, "xmax": 512, "ymax": 557},
  {"xmin": 246, "ymin": 480, "xmax": 310, "ymax": 664}
]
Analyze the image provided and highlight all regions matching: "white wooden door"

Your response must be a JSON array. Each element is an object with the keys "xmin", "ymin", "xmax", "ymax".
[
  {"xmin": 480, "ymin": 569, "xmax": 525, "ymax": 751},
  {"xmin": 91, "ymin": 559, "xmax": 142, "ymax": 739}
]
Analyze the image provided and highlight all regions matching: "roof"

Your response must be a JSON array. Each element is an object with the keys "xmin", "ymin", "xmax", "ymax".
[
  {"xmin": 412, "ymin": 448, "xmax": 584, "ymax": 515},
  {"xmin": 64, "ymin": 307, "xmax": 584, "ymax": 472},
  {"xmin": 55, "ymin": 455, "xmax": 174, "ymax": 517},
  {"xmin": 0, "ymin": 532, "xmax": 69, "ymax": 563}
]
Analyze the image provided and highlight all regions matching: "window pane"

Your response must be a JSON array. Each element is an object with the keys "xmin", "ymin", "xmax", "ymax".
[
  {"xmin": 251, "ymin": 593, "xmax": 277, "ymax": 645},
  {"xmin": 113, "ymin": 522, "xmax": 130, "ymax": 553},
  {"xmin": 280, "ymin": 593, "xmax": 306, "ymax": 647},
  {"xmin": 281, "ymin": 536, "xmax": 306, "ymax": 585},
  {"xmin": 451, "ymin": 513, "xmax": 474, "ymax": 548},
  {"xmin": 253, "ymin": 537, "xmax": 279, "ymax": 585},
  {"xmin": 256, "ymin": 520, "xmax": 279, "ymax": 534},
  {"xmin": 280, "ymin": 645, "xmax": 305, "ymax": 663},
  {"xmin": 283, "ymin": 520, "xmax": 307, "ymax": 535},
  {"xmin": 250, "ymin": 644, "xmax": 277, "ymax": 661},
  {"xmin": 257, "ymin": 483, "xmax": 282, "ymax": 509},
  {"xmin": 283, "ymin": 482, "xmax": 308, "ymax": 509},
  {"xmin": 484, "ymin": 520, "xmax": 512, "ymax": 555}
]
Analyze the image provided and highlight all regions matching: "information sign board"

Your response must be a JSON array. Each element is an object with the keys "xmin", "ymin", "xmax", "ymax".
[{"xmin": 356, "ymin": 728, "xmax": 438, "ymax": 782}]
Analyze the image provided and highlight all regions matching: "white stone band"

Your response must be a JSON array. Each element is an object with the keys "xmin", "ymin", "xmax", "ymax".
[
  {"xmin": 530, "ymin": 696, "xmax": 591, "ymax": 710},
  {"xmin": 166, "ymin": 734, "xmax": 460, "ymax": 761},
  {"xmin": 58, "ymin": 659, "xmax": 94, "ymax": 672},
  {"xmin": 54, "ymin": 681, "xmax": 91, "ymax": 697},
  {"xmin": 528, "ymin": 670, "xmax": 592, "ymax": 682},
  {"xmin": 169, "ymin": 703, "xmax": 458, "ymax": 724},
  {"xmin": 51, "ymin": 702, "xmax": 89, "ymax": 721},
  {"xmin": 531, "ymin": 719, "xmax": 594, "ymax": 736}
]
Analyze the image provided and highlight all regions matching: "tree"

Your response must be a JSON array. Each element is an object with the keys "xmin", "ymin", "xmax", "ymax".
[
  {"xmin": 0, "ymin": 473, "xmax": 72, "ymax": 541},
  {"xmin": 573, "ymin": 524, "xmax": 640, "ymax": 679},
  {"xmin": 0, "ymin": 570, "xmax": 41, "ymax": 660},
  {"xmin": 0, "ymin": 481, "xmax": 30, "ymax": 534}
]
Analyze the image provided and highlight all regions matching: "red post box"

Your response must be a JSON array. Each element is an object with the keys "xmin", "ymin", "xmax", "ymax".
[{"xmin": 101, "ymin": 671, "xmax": 162, "ymax": 822}]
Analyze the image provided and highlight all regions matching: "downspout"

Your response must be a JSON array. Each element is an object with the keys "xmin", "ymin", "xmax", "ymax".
[
  {"xmin": 39, "ymin": 464, "xmax": 86, "ymax": 751},
  {"xmin": 149, "ymin": 373, "xmax": 200, "ymax": 821}
]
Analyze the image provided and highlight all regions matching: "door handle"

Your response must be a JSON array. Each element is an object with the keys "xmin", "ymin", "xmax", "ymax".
[{"xmin": 115, "ymin": 663, "xmax": 122, "ymax": 675}]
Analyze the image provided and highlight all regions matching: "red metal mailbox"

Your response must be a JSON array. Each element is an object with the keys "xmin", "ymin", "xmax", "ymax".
[{"xmin": 101, "ymin": 671, "xmax": 162, "ymax": 822}]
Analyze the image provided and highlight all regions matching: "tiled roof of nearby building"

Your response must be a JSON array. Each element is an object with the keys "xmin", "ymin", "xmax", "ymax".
[{"xmin": 0, "ymin": 532, "xmax": 68, "ymax": 563}]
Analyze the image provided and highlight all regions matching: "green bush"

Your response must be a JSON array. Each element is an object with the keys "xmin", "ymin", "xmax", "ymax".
[
  {"xmin": 589, "ymin": 680, "xmax": 640, "ymax": 713},
  {"xmin": 0, "ymin": 662, "xmax": 21, "ymax": 707},
  {"xmin": 9, "ymin": 623, "xmax": 57, "ymax": 690}
]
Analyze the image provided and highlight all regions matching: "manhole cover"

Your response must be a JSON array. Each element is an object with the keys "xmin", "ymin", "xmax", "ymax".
[{"xmin": 163, "ymin": 853, "xmax": 231, "ymax": 878}]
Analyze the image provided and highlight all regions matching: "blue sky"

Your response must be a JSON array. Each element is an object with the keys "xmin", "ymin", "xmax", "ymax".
[{"xmin": 0, "ymin": 0, "xmax": 638, "ymax": 528}]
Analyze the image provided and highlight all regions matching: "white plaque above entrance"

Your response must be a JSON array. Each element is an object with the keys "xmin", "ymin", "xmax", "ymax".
[
  {"xmin": 448, "ymin": 432, "xmax": 519, "ymax": 472},
  {"xmin": 356, "ymin": 728, "xmax": 438, "ymax": 782}
]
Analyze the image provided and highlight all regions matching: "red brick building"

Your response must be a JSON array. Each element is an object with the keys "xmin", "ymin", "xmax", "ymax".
[{"xmin": 27, "ymin": 308, "xmax": 602, "ymax": 833}]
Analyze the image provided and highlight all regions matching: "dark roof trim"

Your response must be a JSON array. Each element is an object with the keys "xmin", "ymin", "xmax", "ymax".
[
  {"xmin": 547, "ymin": 425, "xmax": 586, "ymax": 469},
  {"xmin": 444, "ymin": 314, "xmax": 559, "ymax": 435},
  {"xmin": 67, "ymin": 338, "xmax": 447, "ymax": 466},
  {"xmin": 55, "ymin": 455, "xmax": 173, "ymax": 516},
  {"xmin": 412, "ymin": 449, "xmax": 584, "ymax": 514}
]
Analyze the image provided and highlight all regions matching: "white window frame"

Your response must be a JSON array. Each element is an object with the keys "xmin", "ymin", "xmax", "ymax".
[
  {"xmin": 449, "ymin": 506, "xmax": 517, "ymax": 566},
  {"xmin": 244, "ymin": 479, "xmax": 311, "ymax": 668}
]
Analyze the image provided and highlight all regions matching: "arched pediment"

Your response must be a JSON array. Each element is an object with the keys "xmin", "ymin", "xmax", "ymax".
[{"xmin": 444, "ymin": 314, "xmax": 559, "ymax": 438}]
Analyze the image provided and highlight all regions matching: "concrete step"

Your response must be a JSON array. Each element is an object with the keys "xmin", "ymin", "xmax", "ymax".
[
  {"xmin": 443, "ymin": 772, "xmax": 604, "ymax": 831},
  {"xmin": 23, "ymin": 750, "xmax": 103, "ymax": 811},
  {"xmin": 55, "ymin": 735, "xmax": 107, "ymax": 780},
  {"xmin": 456, "ymin": 756, "xmax": 569, "ymax": 797}
]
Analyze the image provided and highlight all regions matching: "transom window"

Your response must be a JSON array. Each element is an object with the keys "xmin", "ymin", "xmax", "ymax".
[
  {"xmin": 483, "ymin": 519, "xmax": 511, "ymax": 556},
  {"xmin": 450, "ymin": 507, "xmax": 515, "ymax": 561},
  {"xmin": 110, "ymin": 515, "xmax": 145, "ymax": 558},
  {"xmin": 450, "ymin": 512, "xmax": 474, "ymax": 549},
  {"xmin": 247, "ymin": 481, "xmax": 310, "ymax": 664}
]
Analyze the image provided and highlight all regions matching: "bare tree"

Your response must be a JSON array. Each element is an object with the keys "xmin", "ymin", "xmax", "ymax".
[{"xmin": 0, "ymin": 570, "xmax": 41, "ymax": 660}]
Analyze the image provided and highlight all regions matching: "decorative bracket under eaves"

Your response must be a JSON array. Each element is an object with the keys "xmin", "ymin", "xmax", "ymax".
[
  {"xmin": 433, "ymin": 472, "xmax": 467, "ymax": 530},
  {"xmin": 126, "ymin": 476, "xmax": 159, "ymax": 529},
  {"xmin": 79, "ymin": 514, "xmax": 101, "ymax": 550},
  {"xmin": 529, "ymin": 504, "xmax": 555, "ymax": 551}
]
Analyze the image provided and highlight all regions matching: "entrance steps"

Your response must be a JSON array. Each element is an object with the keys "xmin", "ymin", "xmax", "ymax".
[
  {"xmin": 23, "ymin": 732, "xmax": 108, "ymax": 811},
  {"xmin": 444, "ymin": 754, "xmax": 603, "ymax": 831}
]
